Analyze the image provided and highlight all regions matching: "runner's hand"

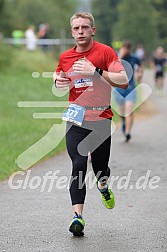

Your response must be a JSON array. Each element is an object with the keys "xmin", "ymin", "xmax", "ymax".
[
  {"xmin": 53, "ymin": 71, "xmax": 71, "ymax": 90},
  {"xmin": 72, "ymin": 57, "xmax": 96, "ymax": 76}
]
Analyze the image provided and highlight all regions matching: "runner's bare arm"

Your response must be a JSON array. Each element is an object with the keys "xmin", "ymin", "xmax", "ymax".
[
  {"xmin": 102, "ymin": 70, "xmax": 128, "ymax": 89},
  {"xmin": 72, "ymin": 57, "xmax": 128, "ymax": 89}
]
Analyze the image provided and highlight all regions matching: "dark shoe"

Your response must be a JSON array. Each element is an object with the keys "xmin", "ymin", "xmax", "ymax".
[{"xmin": 125, "ymin": 134, "xmax": 131, "ymax": 142}]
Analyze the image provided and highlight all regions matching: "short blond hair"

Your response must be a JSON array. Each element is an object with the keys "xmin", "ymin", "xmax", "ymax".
[{"xmin": 70, "ymin": 12, "xmax": 95, "ymax": 27}]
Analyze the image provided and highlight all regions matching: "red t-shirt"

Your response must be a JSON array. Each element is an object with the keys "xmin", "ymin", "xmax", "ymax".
[{"xmin": 56, "ymin": 41, "xmax": 124, "ymax": 121}]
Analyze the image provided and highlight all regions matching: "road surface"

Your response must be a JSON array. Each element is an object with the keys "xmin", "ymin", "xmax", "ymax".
[{"xmin": 0, "ymin": 70, "xmax": 167, "ymax": 252}]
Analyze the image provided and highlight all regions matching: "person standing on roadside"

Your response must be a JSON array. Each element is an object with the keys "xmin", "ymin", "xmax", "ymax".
[{"xmin": 25, "ymin": 25, "xmax": 37, "ymax": 51}]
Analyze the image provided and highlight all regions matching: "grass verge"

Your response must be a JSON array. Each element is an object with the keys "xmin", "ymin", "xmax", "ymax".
[
  {"xmin": 1, "ymin": 45, "xmax": 146, "ymax": 180},
  {"xmin": 0, "ymin": 46, "xmax": 66, "ymax": 180}
]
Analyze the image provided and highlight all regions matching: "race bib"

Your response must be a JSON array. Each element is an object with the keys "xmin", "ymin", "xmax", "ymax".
[{"xmin": 62, "ymin": 104, "xmax": 86, "ymax": 126}]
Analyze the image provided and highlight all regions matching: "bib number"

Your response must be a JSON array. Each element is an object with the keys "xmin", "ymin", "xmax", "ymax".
[{"xmin": 62, "ymin": 104, "xmax": 86, "ymax": 126}]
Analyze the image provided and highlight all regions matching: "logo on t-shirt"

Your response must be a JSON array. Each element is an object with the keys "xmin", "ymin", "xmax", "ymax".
[{"xmin": 74, "ymin": 78, "xmax": 93, "ymax": 88}]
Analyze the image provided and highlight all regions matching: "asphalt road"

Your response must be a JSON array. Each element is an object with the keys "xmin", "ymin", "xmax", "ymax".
[{"xmin": 0, "ymin": 70, "xmax": 167, "ymax": 252}]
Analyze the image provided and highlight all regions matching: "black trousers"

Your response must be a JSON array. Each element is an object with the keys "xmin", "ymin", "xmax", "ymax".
[{"xmin": 66, "ymin": 119, "xmax": 111, "ymax": 205}]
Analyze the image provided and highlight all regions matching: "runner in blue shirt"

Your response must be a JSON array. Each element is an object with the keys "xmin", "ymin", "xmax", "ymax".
[{"xmin": 113, "ymin": 41, "xmax": 143, "ymax": 142}]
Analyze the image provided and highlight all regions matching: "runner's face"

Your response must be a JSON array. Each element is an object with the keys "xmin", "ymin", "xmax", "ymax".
[
  {"xmin": 120, "ymin": 46, "xmax": 131, "ymax": 57},
  {"xmin": 71, "ymin": 18, "xmax": 96, "ymax": 46}
]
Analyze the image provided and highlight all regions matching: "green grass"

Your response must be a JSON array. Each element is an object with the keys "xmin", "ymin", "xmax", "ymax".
[
  {"xmin": 0, "ymin": 47, "xmax": 67, "ymax": 180},
  {"xmin": 0, "ymin": 47, "xmax": 115, "ymax": 181},
  {"xmin": 2, "ymin": 46, "xmax": 144, "ymax": 180}
]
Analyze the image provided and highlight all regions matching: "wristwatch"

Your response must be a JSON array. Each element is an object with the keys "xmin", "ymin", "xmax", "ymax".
[
  {"xmin": 94, "ymin": 67, "xmax": 103, "ymax": 78},
  {"xmin": 54, "ymin": 78, "xmax": 57, "ymax": 86}
]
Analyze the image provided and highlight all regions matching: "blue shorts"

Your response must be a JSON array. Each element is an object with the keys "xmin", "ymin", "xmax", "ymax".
[{"xmin": 113, "ymin": 88, "xmax": 137, "ymax": 105}]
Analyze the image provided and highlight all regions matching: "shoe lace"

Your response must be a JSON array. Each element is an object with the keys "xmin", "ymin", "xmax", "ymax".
[
  {"xmin": 102, "ymin": 190, "xmax": 111, "ymax": 201},
  {"xmin": 74, "ymin": 212, "xmax": 82, "ymax": 219}
]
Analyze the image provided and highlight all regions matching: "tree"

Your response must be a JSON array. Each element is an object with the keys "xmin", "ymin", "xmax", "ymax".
[
  {"xmin": 0, "ymin": 0, "xmax": 77, "ymax": 37},
  {"xmin": 151, "ymin": 0, "xmax": 167, "ymax": 50},
  {"xmin": 91, "ymin": 0, "xmax": 120, "ymax": 45},
  {"xmin": 0, "ymin": 0, "xmax": 14, "ymax": 36},
  {"xmin": 113, "ymin": 0, "xmax": 158, "ymax": 53}
]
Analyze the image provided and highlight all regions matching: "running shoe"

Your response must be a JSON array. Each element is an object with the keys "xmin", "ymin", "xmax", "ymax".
[
  {"xmin": 97, "ymin": 182, "xmax": 115, "ymax": 209},
  {"xmin": 69, "ymin": 212, "xmax": 85, "ymax": 236},
  {"xmin": 125, "ymin": 133, "xmax": 131, "ymax": 142}
]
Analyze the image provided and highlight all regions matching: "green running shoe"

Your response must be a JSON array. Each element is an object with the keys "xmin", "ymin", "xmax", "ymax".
[
  {"xmin": 69, "ymin": 212, "xmax": 85, "ymax": 236},
  {"xmin": 101, "ymin": 188, "xmax": 115, "ymax": 209},
  {"xmin": 97, "ymin": 182, "xmax": 115, "ymax": 209}
]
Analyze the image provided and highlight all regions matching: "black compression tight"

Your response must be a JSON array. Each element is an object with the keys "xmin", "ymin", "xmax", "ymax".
[{"xmin": 66, "ymin": 119, "xmax": 111, "ymax": 205}]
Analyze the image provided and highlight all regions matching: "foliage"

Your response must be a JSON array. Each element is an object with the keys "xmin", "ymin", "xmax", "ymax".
[
  {"xmin": 91, "ymin": 0, "xmax": 120, "ymax": 45},
  {"xmin": 1, "ymin": 0, "xmax": 167, "ymax": 52},
  {"xmin": 113, "ymin": 0, "xmax": 158, "ymax": 53},
  {"xmin": 91, "ymin": 0, "xmax": 167, "ymax": 53},
  {"xmin": 0, "ymin": 0, "xmax": 14, "ymax": 35},
  {"xmin": 0, "ymin": 42, "xmax": 14, "ymax": 70},
  {"xmin": 0, "ymin": 0, "xmax": 77, "ymax": 37},
  {"xmin": 151, "ymin": 0, "xmax": 167, "ymax": 49}
]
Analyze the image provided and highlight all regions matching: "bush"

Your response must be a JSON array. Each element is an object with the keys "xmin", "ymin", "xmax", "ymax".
[{"xmin": 0, "ymin": 41, "xmax": 14, "ymax": 70}]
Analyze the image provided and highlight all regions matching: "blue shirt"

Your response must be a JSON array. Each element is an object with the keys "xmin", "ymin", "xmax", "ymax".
[{"xmin": 115, "ymin": 54, "xmax": 141, "ymax": 97}]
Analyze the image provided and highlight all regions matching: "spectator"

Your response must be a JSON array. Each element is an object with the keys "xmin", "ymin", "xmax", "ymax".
[
  {"xmin": 11, "ymin": 29, "xmax": 24, "ymax": 47},
  {"xmin": 38, "ymin": 23, "xmax": 50, "ymax": 51},
  {"xmin": 111, "ymin": 37, "xmax": 122, "ymax": 54},
  {"xmin": 25, "ymin": 25, "xmax": 37, "ymax": 51}
]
